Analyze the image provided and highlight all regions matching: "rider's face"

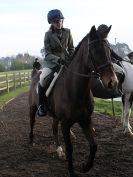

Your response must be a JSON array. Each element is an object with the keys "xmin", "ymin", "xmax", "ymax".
[{"xmin": 51, "ymin": 19, "xmax": 63, "ymax": 29}]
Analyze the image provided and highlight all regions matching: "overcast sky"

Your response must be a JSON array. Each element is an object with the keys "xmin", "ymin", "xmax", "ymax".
[{"xmin": 0, "ymin": 0, "xmax": 132, "ymax": 57}]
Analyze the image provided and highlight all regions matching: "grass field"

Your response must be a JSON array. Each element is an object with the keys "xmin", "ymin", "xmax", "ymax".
[
  {"xmin": 94, "ymin": 97, "xmax": 123, "ymax": 117},
  {"xmin": 0, "ymin": 86, "xmax": 29, "ymax": 109}
]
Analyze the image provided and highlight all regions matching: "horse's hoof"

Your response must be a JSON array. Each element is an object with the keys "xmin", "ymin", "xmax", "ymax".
[
  {"xmin": 29, "ymin": 140, "xmax": 33, "ymax": 145},
  {"xmin": 124, "ymin": 127, "xmax": 133, "ymax": 136},
  {"xmin": 81, "ymin": 163, "xmax": 92, "ymax": 173},
  {"xmin": 70, "ymin": 130, "xmax": 76, "ymax": 140},
  {"xmin": 124, "ymin": 131, "xmax": 133, "ymax": 137},
  {"xmin": 58, "ymin": 153, "xmax": 66, "ymax": 161},
  {"xmin": 56, "ymin": 146, "xmax": 66, "ymax": 160},
  {"xmin": 69, "ymin": 172, "xmax": 79, "ymax": 177},
  {"xmin": 29, "ymin": 141, "xmax": 35, "ymax": 147},
  {"xmin": 93, "ymin": 127, "xmax": 95, "ymax": 132},
  {"xmin": 32, "ymin": 142, "xmax": 36, "ymax": 146}
]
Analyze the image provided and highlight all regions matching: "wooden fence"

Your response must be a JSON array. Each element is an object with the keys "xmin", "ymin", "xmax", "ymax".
[{"xmin": 0, "ymin": 71, "xmax": 31, "ymax": 94}]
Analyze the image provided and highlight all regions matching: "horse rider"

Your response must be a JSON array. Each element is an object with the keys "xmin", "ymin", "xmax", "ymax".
[
  {"xmin": 97, "ymin": 24, "xmax": 125, "ymax": 84},
  {"xmin": 37, "ymin": 9, "xmax": 75, "ymax": 117},
  {"xmin": 33, "ymin": 58, "xmax": 41, "ymax": 70}
]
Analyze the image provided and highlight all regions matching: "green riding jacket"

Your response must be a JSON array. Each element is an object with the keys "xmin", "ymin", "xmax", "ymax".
[{"xmin": 43, "ymin": 28, "xmax": 75, "ymax": 69}]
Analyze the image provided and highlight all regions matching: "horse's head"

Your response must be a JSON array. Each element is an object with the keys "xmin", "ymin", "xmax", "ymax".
[{"xmin": 88, "ymin": 25, "xmax": 118, "ymax": 89}]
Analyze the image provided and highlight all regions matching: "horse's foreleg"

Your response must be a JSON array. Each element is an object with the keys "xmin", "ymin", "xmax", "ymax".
[
  {"xmin": 121, "ymin": 95, "xmax": 125, "ymax": 124},
  {"xmin": 52, "ymin": 119, "xmax": 65, "ymax": 159},
  {"xmin": 79, "ymin": 119, "xmax": 97, "ymax": 173},
  {"xmin": 61, "ymin": 121, "xmax": 76, "ymax": 177},
  {"xmin": 29, "ymin": 106, "xmax": 37, "ymax": 144}
]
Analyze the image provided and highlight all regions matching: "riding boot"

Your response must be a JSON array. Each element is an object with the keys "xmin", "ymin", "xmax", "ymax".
[{"xmin": 37, "ymin": 83, "xmax": 48, "ymax": 117}]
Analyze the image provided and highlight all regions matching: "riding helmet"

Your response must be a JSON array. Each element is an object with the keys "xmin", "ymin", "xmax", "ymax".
[{"xmin": 47, "ymin": 9, "xmax": 64, "ymax": 24}]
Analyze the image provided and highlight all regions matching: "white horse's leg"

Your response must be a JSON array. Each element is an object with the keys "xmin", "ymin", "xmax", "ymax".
[
  {"xmin": 121, "ymin": 95, "xmax": 125, "ymax": 125},
  {"xmin": 122, "ymin": 93, "xmax": 133, "ymax": 135}
]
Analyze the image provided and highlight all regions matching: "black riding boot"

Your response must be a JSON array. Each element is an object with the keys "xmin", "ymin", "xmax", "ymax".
[{"xmin": 37, "ymin": 83, "xmax": 48, "ymax": 117}]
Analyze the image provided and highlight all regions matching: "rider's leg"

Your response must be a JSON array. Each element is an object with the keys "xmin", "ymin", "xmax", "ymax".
[{"xmin": 37, "ymin": 68, "xmax": 53, "ymax": 117}]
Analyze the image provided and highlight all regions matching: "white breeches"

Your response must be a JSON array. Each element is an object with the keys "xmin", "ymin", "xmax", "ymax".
[{"xmin": 39, "ymin": 68, "xmax": 53, "ymax": 87}]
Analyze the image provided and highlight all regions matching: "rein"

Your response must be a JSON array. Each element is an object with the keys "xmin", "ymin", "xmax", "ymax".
[{"xmin": 64, "ymin": 65, "xmax": 100, "ymax": 78}]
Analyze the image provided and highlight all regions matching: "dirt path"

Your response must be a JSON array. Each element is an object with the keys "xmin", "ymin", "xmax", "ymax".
[{"xmin": 0, "ymin": 92, "xmax": 133, "ymax": 177}]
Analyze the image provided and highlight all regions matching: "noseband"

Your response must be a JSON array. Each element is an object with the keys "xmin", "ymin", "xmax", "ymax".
[{"xmin": 64, "ymin": 39, "xmax": 112, "ymax": 78}]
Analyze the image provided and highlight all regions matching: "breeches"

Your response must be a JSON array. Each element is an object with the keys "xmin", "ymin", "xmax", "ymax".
[{"xmin": 39, "ymin": 68, "xmax": 53, "ymax": 87}]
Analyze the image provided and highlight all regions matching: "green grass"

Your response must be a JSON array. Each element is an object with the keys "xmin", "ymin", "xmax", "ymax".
[
  {"xmin": 0, "ymin": 86, "xmax": 29, "ymax": 109},
  {"xmin": 94, "ymin": 98, "xmax": 133, "ymax": 118},
  {"xmin": 94, "ymin": 98, "xmax": 122, "ymax": 117}
]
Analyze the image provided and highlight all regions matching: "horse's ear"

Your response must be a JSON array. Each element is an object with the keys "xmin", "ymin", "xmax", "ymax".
[
  {"xmin": 89, "ymin": 25, "xmax": 97, "ymax": 40},
  {"xmin": 102, "ymin": 25, "xmax": 112, "ymax": 38}
]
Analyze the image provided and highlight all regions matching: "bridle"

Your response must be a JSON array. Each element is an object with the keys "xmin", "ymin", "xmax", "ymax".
[
  {"xmin": 89, "ymin": 39, "xmax": 112, "ymax": 75},
  {"xmin": 64, "ymin": 39, "xmax": 112, "ymax": 79}
]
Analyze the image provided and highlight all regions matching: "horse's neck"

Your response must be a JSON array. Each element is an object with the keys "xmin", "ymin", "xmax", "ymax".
[{"xmin": 63, "ymin": 46, "xmax": 90, "ymax": 99}]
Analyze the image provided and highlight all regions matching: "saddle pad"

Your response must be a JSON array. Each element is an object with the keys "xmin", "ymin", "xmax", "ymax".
[{"xmin": 46, "ymin": 66, "xmax": 63, "ymax": 97}]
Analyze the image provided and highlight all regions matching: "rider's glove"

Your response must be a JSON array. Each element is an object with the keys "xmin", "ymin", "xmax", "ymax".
[{"xmin": 58, "ymin": 58, "xmax": 66, "ymax": 65}]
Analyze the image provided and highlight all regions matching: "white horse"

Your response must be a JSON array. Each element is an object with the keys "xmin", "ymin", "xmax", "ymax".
[
  {"xmin": 91, "ymin": 54, "xmax": 133, "ymax": 135},
  {"xmin": 121, "ymin": 58, "xmax": 133, "ymax": 135}
]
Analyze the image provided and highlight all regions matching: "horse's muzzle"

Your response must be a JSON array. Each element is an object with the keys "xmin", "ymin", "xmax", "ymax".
[
  {"xmin": 101, "ymin": 73, "xmax": 118, "ymax": 90},
  {"xmin": 107, "ymin": 76, "xmax": 118, "ymax": 89}
]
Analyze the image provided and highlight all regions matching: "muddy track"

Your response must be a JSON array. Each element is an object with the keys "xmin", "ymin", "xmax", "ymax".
[{"xmin": 0, "ymin": 92, "xmax": 133, "ymax": 177}]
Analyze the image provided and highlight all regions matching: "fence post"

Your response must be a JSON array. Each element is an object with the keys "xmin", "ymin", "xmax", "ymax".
[
  {"xmin": 24, "ymin": 72, "xmax": 26, "ymax": 86},
  {"xmin": 13, "ymin": 73, "xmax": 16, "ymax": 90},
  {"xmin": 6, "ymin": 73, "xmax": 9, "ymax": 93},
  {"xmin": 19, "ymin": 72, "xmax": 22, "ymax": 88},
  {"xmin": 28, "ymin": 72, "xmax": 30, "ymax": 84}
]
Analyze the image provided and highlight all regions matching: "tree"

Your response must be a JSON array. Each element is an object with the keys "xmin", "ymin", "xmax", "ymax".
[{"xmin": 0, "ymin": 63, "xmax": 5, "ymax": 72}]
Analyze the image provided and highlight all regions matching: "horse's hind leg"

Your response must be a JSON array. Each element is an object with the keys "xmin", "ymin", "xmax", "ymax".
[
  {"xmin": 122, "ymin": 93, "xmax": 133, "ymax": 135},
  {"xmin": 79, "ymin": 119, "xmax": 97, "ymax": 173},
  {"xmin": 29, "ymin": 105, "xmax": 37, "ymax": 144},
  {"xmin": 52, "ymin": 119, "xmax": 65, "ymax": 159}
]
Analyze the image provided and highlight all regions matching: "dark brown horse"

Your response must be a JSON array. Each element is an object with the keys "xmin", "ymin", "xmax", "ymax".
[{"xmin": 29, "ymin": 25, "xmax": 118, "ymax": 177}]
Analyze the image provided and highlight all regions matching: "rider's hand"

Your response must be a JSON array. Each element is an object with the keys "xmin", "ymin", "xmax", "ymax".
[{"xmin": 58, "ymin": 58, "xmax": 66, "ymax": 65}]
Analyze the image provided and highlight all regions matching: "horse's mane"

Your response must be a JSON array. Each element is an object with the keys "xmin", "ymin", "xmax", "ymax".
[{"xmin": 72, "ymin": 33, "xmax": 90, "ymax": 58}]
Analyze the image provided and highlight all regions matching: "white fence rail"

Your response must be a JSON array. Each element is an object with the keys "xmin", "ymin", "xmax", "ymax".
[{"xmin": 0, "ymin": 71, "xmax": 31, "ymax": 94}]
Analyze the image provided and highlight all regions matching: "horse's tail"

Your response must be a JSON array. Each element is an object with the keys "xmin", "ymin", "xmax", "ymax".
[
  {"xmin": 29, "ymin": 69, "xmax": 42, "ymax": 106},
  {"xmin": 31, "ymin": 69, "xmax": 39, "ymax": 78}
]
